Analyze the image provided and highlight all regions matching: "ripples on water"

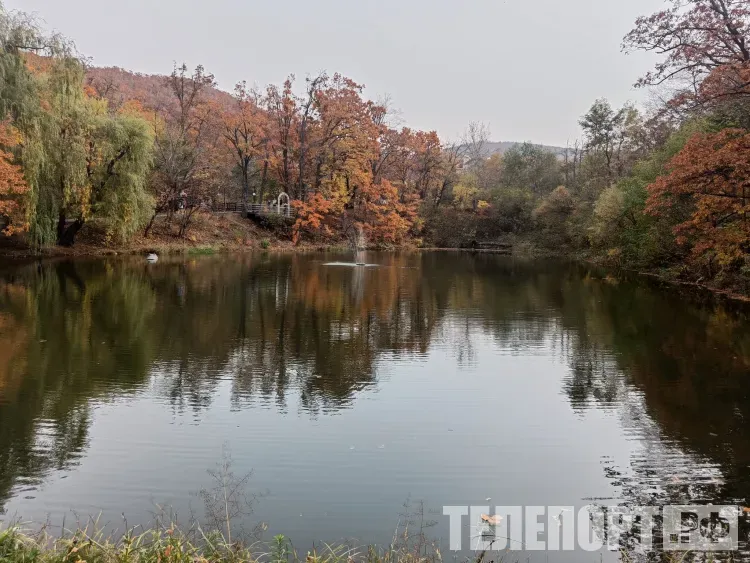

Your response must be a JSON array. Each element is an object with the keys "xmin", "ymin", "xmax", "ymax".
[{"xmin": 0, "ymin": 252, "xmax": 749, "ymax": 559}]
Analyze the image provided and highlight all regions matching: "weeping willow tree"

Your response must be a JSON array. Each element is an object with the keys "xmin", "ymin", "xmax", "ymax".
[
  {"xmin": 32, "ymin": 60, "xmax": 155, "ymax": 245},
  {"xmin": 0, "ymin": 2, "xmax": 154, "ymax": 246},
  {"xmin": 89, "ymin": 110, "xmax": 154, "ymax": 244},
  {"xmin": 0, "ymin": 1, "xmax": 62, "ymax": 121},
  {"xmin": 0, "ymin": 1, "xmax": 49, "ymax": 240}
]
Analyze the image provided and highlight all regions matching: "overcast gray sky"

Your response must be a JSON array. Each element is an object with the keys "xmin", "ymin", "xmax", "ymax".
[{"xmin": 7, "ymin": 0, "xmax": 663, "ymax": 146}]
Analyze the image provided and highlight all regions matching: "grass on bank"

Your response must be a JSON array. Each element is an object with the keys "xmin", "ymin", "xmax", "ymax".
[
  {"xmin": 0, "ymin": 522, "xmax": 703, "ymax": 563},
  {"xmin": 0, "ymin": 521, "xmax": 446, "ymax": 563}
]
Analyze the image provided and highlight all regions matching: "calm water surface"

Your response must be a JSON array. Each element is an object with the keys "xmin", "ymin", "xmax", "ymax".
[{"xmin": 1, "ymin": 252, "xmax": 749, "ymax": 559}]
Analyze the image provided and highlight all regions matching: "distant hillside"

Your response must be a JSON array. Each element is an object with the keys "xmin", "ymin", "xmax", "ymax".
[{"xmin": 85, "ymin": 66, "xmax": 234, "ymax": 112}]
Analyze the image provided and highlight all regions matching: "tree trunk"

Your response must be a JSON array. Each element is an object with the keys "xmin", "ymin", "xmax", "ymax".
[
  {"xmin": 282, "ymin": 147, "xmax": 290, "ymax": 194},
  {"xmin": 242, "ymin": 157, "xmax": 250, "ymax": 205},
  {"xmin": 298, "ymin": 121, "xmax": 307, "ymax": 200},
  {"xmin": 144, "ymin": 211, "xmax": 158, "ymax": 238},
  {"xmin": 260, "ymin": 158, "xmax": 269, "ymax": 203},
  {"xmin": 57, "ymin": 212, "xmax": 67, "ymax": 242},
  {"xmin": 314, "ymin": 159, "xmax": 324, "ymax": 192},
  {"xmin": 58, "ymin": 218, "xmax": 85, "ymax": 247}
]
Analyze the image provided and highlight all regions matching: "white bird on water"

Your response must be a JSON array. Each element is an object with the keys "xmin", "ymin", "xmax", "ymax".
[{"xmin": 147, "ymin": 252, "xmax": 158, "ymax": 263}]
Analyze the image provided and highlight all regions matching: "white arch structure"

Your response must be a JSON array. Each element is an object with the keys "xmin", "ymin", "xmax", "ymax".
[{"xmin": 277, "ymin": 192, "xmax": 291, "ymax": 217}]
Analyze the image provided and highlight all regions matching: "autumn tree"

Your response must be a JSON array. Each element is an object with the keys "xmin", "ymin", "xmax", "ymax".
[
  {"xmin": 646, "ymin": 128, "xmax": 750, "ymax": 273},
  {"xmin": 624, "ymin": 0, "xmax": 749, "ymax": 85},
  {"xmin": 306, "ymin": 74, "xmax": 375, "ymax": 194},
  {"xmin": 220, "ymin": 82, "xmax": 269, "ymax": 206},
  {"xmin": 291, "ymin": 75, "xmax": 416, "ymax": 246},
  {"xmin": 624, "ymin": 0, "xmax": 750, "ymax": 112},
  {"xmin": 263, "ymin": 77, "xmax": 298, "ymax": 198},
  {"xmin": 147, "ymin": 63, "xmax": 215, "ymax": 237},
  {"xmin": 405, "ymin": 130, "xmax": 444, "ymax": 204},
  {"xmin": 296, "ymin": 73, "xmax": 327, "ymax": 200},
  {"xmin": 533, "ymin": 186, "xmax": 574, "ymax": 246},
  {"xmin": 0, "ymin": 120, "xmax": 27, "ymax": 233},
  {"xmin": 699, "ymin": 63, "xmax": 750, "ymax": 128}
]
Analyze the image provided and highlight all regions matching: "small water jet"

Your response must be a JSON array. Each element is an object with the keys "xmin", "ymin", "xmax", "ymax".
[
  {"xmin": 350, "ymin": 224, "xmax": 367, "ymax": 266},
  {"xmin": 324, "ymin": 222, "xmax": 378, "ymax": 267}
]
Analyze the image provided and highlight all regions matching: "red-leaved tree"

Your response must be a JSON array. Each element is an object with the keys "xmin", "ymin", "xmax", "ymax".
[
  {"xmin": 646, "ymin": 128, "xmax": 750, "ymax": 269},
  {"xmin": 624, "ymin": 0, "xmax": 750, "ymax": 111},
  {"xmin": 0, "ymin": 120, "xmax": 28, "ymax": 234}
]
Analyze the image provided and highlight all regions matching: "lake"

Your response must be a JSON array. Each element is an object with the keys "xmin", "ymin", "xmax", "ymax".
[{"xmin": 1, "ymin": 252, "xmax": 749, "ymax": 560}]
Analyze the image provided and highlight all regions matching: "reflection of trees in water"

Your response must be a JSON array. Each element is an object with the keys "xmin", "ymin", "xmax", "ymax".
[
  {"xmin": 0, "ymin": 260, "xmax": 156, "ymax": 509},
  {"xmin": 0, "ymin": 254, "xmax": 442, "ymax": 505},
  {"xmin": 1, "ymin": 254, "xmax": 750, "ymax": 516},
  {"xmin": 547, "ymin": 273, "xmax": 750, "ymax": 508}
]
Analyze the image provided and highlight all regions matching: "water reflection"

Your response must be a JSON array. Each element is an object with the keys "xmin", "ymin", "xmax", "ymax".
[
  {"xmin": 553, "ymin": 274, "xmax": 750, "ymax": 506},
  {"xmin": 0, "ymin": 252, "xmax": 749, "ymax": 535}
]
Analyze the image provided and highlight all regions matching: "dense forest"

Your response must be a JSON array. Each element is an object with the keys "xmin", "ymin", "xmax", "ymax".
[{"xmin": 0, "ymin": 0, "xmax": 749, "ymax": 291}]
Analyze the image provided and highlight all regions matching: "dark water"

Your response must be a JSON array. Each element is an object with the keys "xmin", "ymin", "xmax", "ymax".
[{"xmin": 1, "ymin": 252, "xmax": 750, "ymax": 558}]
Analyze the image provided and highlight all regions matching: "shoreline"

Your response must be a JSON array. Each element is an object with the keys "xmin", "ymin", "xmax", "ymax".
[{"xmin": 1, "ymin": 238, "xmax": 748, "ymax": 304}]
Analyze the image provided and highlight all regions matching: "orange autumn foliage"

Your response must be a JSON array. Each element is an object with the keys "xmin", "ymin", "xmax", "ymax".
[
  {"xmin": 78, "ymin": 64, "xmax": 450, "ymax": 247},
  {"xmin": 355, "ymin": 178, "xmax": 414, "ymax": 244},
  {"xmin": 292, "ymin": 193, "xmax": 336, "ymax": 244},
  {"xmin": 219, "ymin": 82, "xmax": 270, "ymax": 202},
  {"xmin": 0, "ymin": 121, "xmax": 29, "ymax": 234},
  {"xmin": 286, "ymin": 74, "xmax": 427, "ymax": 246},
  {"xmin": 646, "ymin": 129, "xmax": 750, "ymax": 268}
]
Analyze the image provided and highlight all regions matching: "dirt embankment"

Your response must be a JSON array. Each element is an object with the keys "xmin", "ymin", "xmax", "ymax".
[{"xmin": 0, "ymin": 213, "xmax": 301, "ymax": 261}]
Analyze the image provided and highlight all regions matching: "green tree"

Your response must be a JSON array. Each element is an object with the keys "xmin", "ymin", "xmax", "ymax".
[
  {"xmin": 1, "ymin": 4, "xmax": 153, "ymax": 246},
  {"xmin": 533, "ymin": 186, "xmax": 574, "ymax": 247},
  {"xmin": 28, "ymin": 59, "xmax": 153, "ymax": 245},
  {"xmin": 500, "ymin": 142, "xmax": 561, "ymax": 197}
]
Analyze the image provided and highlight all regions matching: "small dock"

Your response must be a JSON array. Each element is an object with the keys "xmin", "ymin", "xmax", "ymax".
[{"xmin": 470, "ymin": 241, "xmax": 513, "ymax": 254}]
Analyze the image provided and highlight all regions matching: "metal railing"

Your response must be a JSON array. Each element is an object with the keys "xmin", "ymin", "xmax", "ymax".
[
  {"xmin": 246, "ymin": 203, "xmax": 293, "ymax": 218},
  {"xmin": 211, "ymin": 202, "xmax": 244, "ymax": 212},
  {"xmin": 175, "ymin": 198, "xmax": 294, "ymax": 217}
]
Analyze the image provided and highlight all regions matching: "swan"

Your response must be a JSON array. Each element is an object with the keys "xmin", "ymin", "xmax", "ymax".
[{"xmin": 146, "ymin": 253, "xmax": 158, "ymax": 262}]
